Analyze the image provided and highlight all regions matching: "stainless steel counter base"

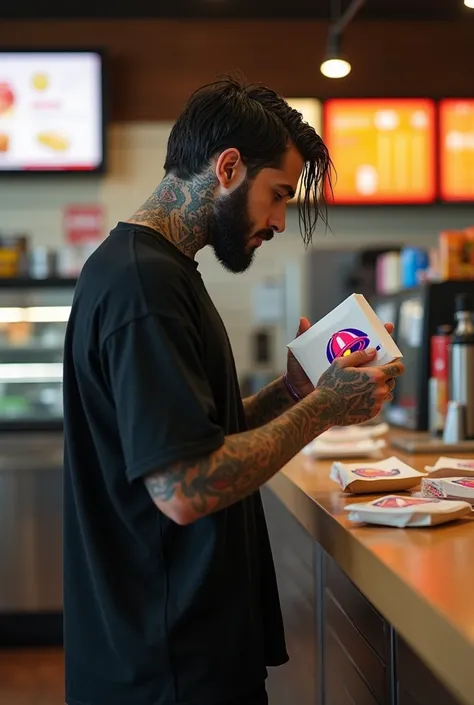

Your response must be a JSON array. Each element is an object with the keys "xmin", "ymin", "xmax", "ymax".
[{"xmin": 0, "ymin": 432, "xmax": 63, "ymax": 613}]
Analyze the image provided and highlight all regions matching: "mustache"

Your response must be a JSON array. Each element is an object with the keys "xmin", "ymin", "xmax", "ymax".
[{"xmin": 257, "ymin": 230, "xmax": 274, "ymax": 242}]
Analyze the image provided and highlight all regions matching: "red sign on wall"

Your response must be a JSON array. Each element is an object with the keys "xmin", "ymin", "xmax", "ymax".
[{"xmin": 63, "ymin": 204, "xmax": 105, "ymax": 244}]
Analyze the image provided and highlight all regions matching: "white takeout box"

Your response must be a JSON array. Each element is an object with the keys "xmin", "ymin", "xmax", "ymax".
[
  {"xmin": 345, "ymin": 495, "xmax": 472, "ymax": 528},
  {"xmin": 421, "ymin": 476, "xmax": 474, "ymax": 504},
  {"xmin": 287, "ymin": 293, "xmax": 403, "ymax": 386},
  {"xmin": 330, "ymin": 456, "xmax": 422, "ymax": 494},
  {"xmin": 424, "ymin": 457, "xmax": 474, "ymax": 478}
]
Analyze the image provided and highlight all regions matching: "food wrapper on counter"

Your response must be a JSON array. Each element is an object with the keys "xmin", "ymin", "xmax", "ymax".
[
  {"xmin": 330, "ymin": 456, "xmax": 422, "ymax": 494},
  {"xmin": 345, "ymin": 495, "xmax": 472, "ymax": 528},
  {"xmin": 424, "ymin": 456, "xmax": 474, "ymax": 478},
  {"xmin": 317, "ymin": 422, "xmax": 389, "ymax": 444},
  {"xmin": 303, "ymin": 437, "xmax": 386, "ymax": 460},
  {"xmin": 421, "ymin": 476, "xmax": 474, "ymax": 505},
  {"xmin": 287, "ymin": 293, "xmax": 402, "ymax": 386}
]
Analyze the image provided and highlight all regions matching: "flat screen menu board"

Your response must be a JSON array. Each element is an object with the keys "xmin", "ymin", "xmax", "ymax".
[
  {"xmin": 0, "ymin": 51, "xmax": 104, "ymax": 173},
  {"xmin": 439, "ymin": 99, "xmax": 474, "ymax": 202},
  {"xmin": 323, "ymin": 98, "xmax": 436, "ymax": 204}
]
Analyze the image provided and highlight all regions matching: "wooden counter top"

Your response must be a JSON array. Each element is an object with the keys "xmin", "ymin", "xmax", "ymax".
[{"xmin": 267, "ymin": 432, "xmax": 474, "ymax": 705}]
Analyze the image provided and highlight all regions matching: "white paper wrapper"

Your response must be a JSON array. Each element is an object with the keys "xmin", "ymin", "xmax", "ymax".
[
  {"xmin": 330, "ymin": 456, "xmax": 422, "ymax": 494},
  {"xmin": 317, "ymin": 423, "xmax": 389, "ymax": 444},
  {"xmin": 421, "ymin": 476, "xmax": 474, "ymax": 504},
  {"xmin": 303, "ymin": 438, "xmax": 386, "ymax": 459},
  {"xmin": 424, "ymin": 456, "xmax": 474, "ymax": 478},
  {"xmin": 345, "ymin": 495, "xmax": 472, "ymax": 528}
]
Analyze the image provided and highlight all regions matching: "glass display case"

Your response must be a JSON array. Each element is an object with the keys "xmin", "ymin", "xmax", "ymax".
[{"xmin": 0, "ymin": 278, "xmax": 76, "ymax": 430}]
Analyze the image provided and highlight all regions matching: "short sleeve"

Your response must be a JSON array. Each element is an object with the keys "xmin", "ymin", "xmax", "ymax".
[{"xmin": 103, "ymin": 313, "xmax": 225, "ymax": 483}]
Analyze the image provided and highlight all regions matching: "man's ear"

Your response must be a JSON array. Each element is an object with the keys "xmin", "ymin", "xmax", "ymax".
[{"xmin": 215, "ymin": 148, "xmax": 247, "ymax": 192}]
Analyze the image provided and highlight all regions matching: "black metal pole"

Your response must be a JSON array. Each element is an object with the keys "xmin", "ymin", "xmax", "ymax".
[{"xmin": 329, "ymin": 0, "xmax": 367, "ymax": 36}]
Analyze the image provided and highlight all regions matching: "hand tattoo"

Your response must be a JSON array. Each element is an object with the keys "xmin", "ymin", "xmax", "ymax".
[{"xmin": 316, "ymin": 365, "xmax": 378, "ymax": 426}]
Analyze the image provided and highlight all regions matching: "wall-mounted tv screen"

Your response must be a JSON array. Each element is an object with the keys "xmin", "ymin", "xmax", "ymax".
[
  {"xmin": 0, "ymin": 50, "xmax": 105, "ymax": 174},
  {"xmin": 439, "ymin": 98, "xmax": 474, "ymax": 203},
  {"xmin": 323, "ymin": 98, "xmax": 436, "ymax": 205}
]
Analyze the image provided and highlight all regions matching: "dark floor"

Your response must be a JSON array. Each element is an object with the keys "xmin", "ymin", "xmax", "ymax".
[
  {"xmin": 0, "ymin": 648, "xmax": 64, "ymax": 705},
  {"xmin": 0, "ymin": 646, "xmax": 301, "ymax": 705}
]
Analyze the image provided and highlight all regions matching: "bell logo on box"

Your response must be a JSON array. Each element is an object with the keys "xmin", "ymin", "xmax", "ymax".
[
  {"xmin": 352, "ymin": 468, "xmax": 400, "ymax": 478},
  {"xmin": 452, "ymin": 478, "xmax": 474, "ymax": 488},
  {"xmin": 456, "ymin": 460, "xmax": 474, "ymax": 469},
  {"xmin": 326, "ymin": 327, "xmax": 381, "ymax": 364},
  {"xmin": 373, "ymin": 496, "xmax": 440, "ymax": 509}
]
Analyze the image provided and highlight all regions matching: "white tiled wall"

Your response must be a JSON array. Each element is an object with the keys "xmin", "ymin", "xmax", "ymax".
[{"xmin": 2, "ymin": 123, "xmax": 474, "ymax": 375}]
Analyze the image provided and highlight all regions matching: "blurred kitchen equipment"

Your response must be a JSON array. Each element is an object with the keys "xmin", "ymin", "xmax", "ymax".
[
  {"xmin": 443, "ymin": 401, "xmax": 466, "ymax": 444},
  {"xmin": 374, "ymin": 280, "xmax": 474, "ymax": 432},
  {"xmin": 449, "ymin": 292, "xmax": 474, "ymax": 439},
  {"xmin": 428, "ymin": 324, "xmax": 452, "ymax": 436}
]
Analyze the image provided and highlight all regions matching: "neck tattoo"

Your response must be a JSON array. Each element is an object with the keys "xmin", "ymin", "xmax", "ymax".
[{"xmin": 128, "ymin": 171, "xmax": 218, "ymax": 259}]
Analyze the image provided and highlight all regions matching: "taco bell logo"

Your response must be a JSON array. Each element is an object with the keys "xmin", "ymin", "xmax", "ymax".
[{"xmin": 326, "ymin": 327, "xmax": 380, "ymax": 364}]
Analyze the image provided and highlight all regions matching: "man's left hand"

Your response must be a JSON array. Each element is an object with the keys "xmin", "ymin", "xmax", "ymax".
[{"xmin": 286, "ymin": 317, "xmax": 395, "ymax": 401}]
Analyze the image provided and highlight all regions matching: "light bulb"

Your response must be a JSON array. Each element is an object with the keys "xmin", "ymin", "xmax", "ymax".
[
  {"xmin": 465, "ymin": 0, "xmax": 474, "ymax": 7},
  {"xmin": 320, "ymin": 58, "xmax": 352, "ymax": 79}
]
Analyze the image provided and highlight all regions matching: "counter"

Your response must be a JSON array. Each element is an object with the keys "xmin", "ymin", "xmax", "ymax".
[
  {"xmin": 263, "ymin": 432, "xmax": 474, "ymax": 705},
  {"xmin": 0, "ymin": 432, "xmax": 63, "ymax": 646}
]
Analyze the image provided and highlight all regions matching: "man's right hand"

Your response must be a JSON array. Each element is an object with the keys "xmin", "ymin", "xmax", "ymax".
[{"xmin": 311, "ymin": 348, "xmax": 405, "ymax": 427}]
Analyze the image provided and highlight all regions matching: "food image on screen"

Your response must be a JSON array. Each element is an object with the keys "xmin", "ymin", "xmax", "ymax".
[
  {"xmin": 323, "ymin": 98, "xmax": 436, "ymax": 204},
  {"xmin": 31, "ymin": 72, "xmax": 49, "ymax": 92},
  {"xmin": 37, "ymin": 132, "xmax": 70, "ymax": 152},
  {"xmin": 0, "ymin": 82, "xmax": 15, "ymax": 116},
  {"xmin": 0, "ymin": 51, "xmax": 103, "ymax": 172}
]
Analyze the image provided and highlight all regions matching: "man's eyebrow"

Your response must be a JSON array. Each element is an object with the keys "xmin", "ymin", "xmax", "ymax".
[{"xmin": 276, "ymin": 183, "xmax": 296, "ymax": 199}]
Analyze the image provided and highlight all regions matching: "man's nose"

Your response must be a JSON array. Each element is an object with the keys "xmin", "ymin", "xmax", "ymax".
[{"xmin": 269, "ymin": 214, "xmax": 286, "ymax": 234}]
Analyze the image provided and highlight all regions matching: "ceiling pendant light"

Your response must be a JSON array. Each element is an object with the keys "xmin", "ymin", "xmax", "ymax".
[
  {"xmin": 320, "ymin": 33, "xmax": 351, "ymax": 79},
  {"xmin": 320, "ymin": 0, "xmax": 366, "ymax": 79}
]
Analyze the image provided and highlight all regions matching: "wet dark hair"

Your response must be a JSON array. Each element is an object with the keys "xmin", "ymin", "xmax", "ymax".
[{"xmin": 164, "ymin": 75, "xmax": 334, "ymax": 246}]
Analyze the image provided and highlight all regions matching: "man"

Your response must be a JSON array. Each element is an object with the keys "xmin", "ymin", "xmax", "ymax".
[{"xmin": 62, "ymin": 76, "xmax": 404, "ymax": 705}]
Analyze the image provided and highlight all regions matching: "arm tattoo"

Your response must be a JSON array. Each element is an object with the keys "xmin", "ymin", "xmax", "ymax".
[
  {"xmin": 145, "ymin": 387, "xmax": 338, "ymax": 520},
  {"xmin": 145, "ymin": 359, "xmax": 401, "ymax": 522},
  {"xmin": 242, "ymin": 376, "xmax": 295, "ymax": 430}
]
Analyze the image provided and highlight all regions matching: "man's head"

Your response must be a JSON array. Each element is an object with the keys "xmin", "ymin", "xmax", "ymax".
[{"xmin": 164, "ymin": 76, "xmax": 333, "ymax": 273}]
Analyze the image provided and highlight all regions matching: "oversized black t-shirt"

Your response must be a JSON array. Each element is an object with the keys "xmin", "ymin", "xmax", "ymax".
[{"xmin": 62, "ymin": 222, "xmax": 288, "ymax": 705}]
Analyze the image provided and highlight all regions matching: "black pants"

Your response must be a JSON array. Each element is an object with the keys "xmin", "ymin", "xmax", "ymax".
[{"xmin": 222, "ymin": 684, "xmax": 268, "ymax": 705}]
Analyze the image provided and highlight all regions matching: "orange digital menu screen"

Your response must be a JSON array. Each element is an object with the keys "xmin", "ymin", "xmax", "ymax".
[
  {"xmin": 323, "ymin": 99, "xmax": 436, "ymax": 204},
  {"xmin": 440, "ymin": 99, "xmax": 474, "ymax": 202}
]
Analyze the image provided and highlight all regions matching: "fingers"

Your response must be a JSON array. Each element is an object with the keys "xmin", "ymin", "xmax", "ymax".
[
  {"xmin": 372, "ymin": 379, "xmax": 395, "ymax": 404},
  {"xmin": 336, "ymin": 348, "xmax": 377, "ymax": 368},
  {"xmin": 295, "ymin": 317, "xmax": 312, "ymax": 338},
  {"xmin": 384, "ymin": 322, "xmax": 394, "ymax": 335},
  {"xmin": 378, "ymin": 360, "xmax": 405, "ymax": 378}
]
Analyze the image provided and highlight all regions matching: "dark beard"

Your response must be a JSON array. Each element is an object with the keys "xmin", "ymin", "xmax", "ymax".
[{"xmin": 209, "ymin": 179, "xmax": 272, "ymax": 274}]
